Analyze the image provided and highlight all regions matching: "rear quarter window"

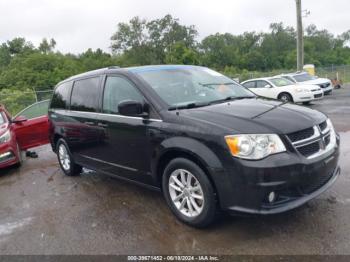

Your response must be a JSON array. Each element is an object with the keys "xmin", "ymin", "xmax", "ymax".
[{"xmin": 51, "ymin": 81, "xmax": 73, "ymax": 109}]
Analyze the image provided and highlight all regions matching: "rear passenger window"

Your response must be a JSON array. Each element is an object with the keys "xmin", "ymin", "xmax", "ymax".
[
  {"xmin": 71, "ymin": 77, "xmax": 100, "ymax": 112},
  {"xmin": 103, "ymin": 76, "xmax": 144, "ymax": 115},
  {"xmin": 51, "ymin": 81, "xmax": 72, "ymax": 109}
]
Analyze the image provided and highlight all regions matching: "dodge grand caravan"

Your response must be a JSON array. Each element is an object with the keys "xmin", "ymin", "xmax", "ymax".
[{"xmin": 48, "ymin": 65, "xmax": 340, "ymax": 227}]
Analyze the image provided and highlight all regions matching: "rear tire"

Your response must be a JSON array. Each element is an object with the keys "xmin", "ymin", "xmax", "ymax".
[
  {"xmin": 162, "ymin": 158, "xmax": 217, "ymax": 228},
  {"xmin": 56, "ymin": 139, "xmax": 82, "ymax": 176},
  {"xmin": 278, "ymin": 92, "xmax": 293, "ymax": 103}
]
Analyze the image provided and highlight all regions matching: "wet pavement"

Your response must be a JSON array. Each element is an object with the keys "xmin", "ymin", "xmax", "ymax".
[{"xmin": 0, "ymin": 86, "xmax": 349, "ymax": 255}]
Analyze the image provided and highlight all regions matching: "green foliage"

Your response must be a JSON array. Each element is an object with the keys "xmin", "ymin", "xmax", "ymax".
[
  {"xmin": 0, "ymin": 88, "xmax": 36, "ymax": 115},
  {"xmin": 111, "ymin": 14, "xmax": 198, "ymax": 65},
  {"xmin": 165, "ymin": 42, "xmax": 199, "ymax": 65}
]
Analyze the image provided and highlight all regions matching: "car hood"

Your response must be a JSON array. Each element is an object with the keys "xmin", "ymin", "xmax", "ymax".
[
  {"xmin": 180, "ymin": 98, "xmax": 327, "ymax": 134},
  {"xmin": 298, "ymin": 78, "xmax": 331, "ymax": 85}
]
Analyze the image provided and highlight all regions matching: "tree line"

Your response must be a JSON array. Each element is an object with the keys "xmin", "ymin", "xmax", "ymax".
[{"xmin": 1, "ymin": 14, "xmax": 350, "ymax": 111}]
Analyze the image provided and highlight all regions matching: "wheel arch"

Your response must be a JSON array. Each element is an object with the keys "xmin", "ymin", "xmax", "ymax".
[{"xmin": 153, "ymin": 137, "xmax": 224, "ymax": 202}]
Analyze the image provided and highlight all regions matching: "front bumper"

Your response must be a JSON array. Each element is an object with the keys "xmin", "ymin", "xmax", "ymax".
[
  {"xmin": 0, "ymin": 142, "xmax": 19, "ymax": 169},
  {"xmin": 321, "ymin": 85, "xmax": 333, "ymax": 94},
  {"xmin": 294, "ymin": 91, "xmax": 323, "ymax": 102},
  {"xmin": 213, "ymin": 134, "xmax": 340, "ymax": 215}
]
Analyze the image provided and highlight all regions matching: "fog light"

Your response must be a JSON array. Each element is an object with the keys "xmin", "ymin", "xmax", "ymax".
[{"xmin": 268, "ymin": 192, "xmax": 276, "ymax": 203}]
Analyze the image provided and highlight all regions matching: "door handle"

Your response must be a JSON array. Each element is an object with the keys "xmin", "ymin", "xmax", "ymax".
[
  {"xmin": 97, "ymin": 123, "xmax": 108, "ymax": 128},
  {"xmin": 84, "ymin": 121, "xmax": 95, "ymax": 126}
]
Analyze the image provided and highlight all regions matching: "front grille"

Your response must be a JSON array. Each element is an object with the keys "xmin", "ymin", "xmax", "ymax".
[
  {"xmin": 298, "ymin": 141, "xmax": 320, "ymax": 157},
  {"xmin": 324, "ymin": 134, "xmax": 331, "ymax": 146},
  {"xmin": 319, "ymin": 121, "xmax": 327, "ymax": 132},
  {"xmin": 318, "ymin": 83, "xmax": 330, "ymax": 89},
  {"xmin": 287, "ymin": 127, "xmax": 314, "ymax": 142},
  {"xmin": 287, "ymin": 120, "xmax": 334, "ymax": 159},
  {"xmin": 314, "ymin": 93, "xmax": 322, "ymax": 98}
]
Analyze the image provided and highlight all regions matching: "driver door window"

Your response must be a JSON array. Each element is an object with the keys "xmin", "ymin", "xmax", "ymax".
[{"xmin": 103, "ymin": 76, "xmax": 144, "ymax": 115}]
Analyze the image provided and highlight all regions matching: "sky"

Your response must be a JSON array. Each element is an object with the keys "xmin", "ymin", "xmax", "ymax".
[{"xmin": 0, "ymin": 0, "xmax": 349, "ymax": 54}]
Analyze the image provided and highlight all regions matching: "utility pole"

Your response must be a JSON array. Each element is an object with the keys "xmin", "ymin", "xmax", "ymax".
[{"xmin": 296, "ymin": 0, "xmax": 304, "ymax": 71}]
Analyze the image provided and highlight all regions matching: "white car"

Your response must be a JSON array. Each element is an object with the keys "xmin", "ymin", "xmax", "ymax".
[
  {"xmin": 279, "ymin": 72, "xmax": 333, "ymax": 95},
  {"xmin": 241, "ymin": 77, "xmax": 324, "ymax": 104}
]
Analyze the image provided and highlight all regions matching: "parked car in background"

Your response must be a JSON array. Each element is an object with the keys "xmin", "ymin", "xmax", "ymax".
[
  {"xmin": 0, "ymin": 100, "xmax": 50, "ymax": 169},
  {"xmin": 49, "ymin": 65, "xmax": 340, "ymax": 227},
  {"xmin": 241, "ymin": 77, "xmax": 324, "ymax": 104},
  {"xmin": 279, "ymin": 72, "xmax": 333, "ymax": 95}
]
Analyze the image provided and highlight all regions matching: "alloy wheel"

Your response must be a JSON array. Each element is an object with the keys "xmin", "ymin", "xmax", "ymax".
[
  {"xmin": 168, "ymin": 169, "xmax": 204, "ymax": 218},
  {"xmin": 58, "ymin": 144, "xmax": 71, "ymax": 171}
]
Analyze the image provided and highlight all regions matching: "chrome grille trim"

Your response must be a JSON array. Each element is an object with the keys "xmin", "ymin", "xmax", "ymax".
[
  {"xmin": 287, "ymin": 119, "xmax": 336, "ymax": 159},
  {"xmin": 291, "ymin": 126, "xmax": 320, "ymax": 147}
]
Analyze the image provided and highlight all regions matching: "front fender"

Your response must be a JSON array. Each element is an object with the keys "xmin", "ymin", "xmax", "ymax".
[{"xmin": 151, "ymin": 136, "xmax": 225, "ymax": 186}]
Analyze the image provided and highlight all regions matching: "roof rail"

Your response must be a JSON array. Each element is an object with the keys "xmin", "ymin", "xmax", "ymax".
[{"xmin": 108, "ymin": 66, "xmax": 120, "ymax": 69}]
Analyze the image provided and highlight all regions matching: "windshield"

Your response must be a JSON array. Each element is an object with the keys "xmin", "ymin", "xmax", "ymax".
[
  {"xmin": 135, "ymin": 67, "xmax": 255, "ymax": 108},
  {"xmin": 0, "ymin": 113, "xmax": 5, "ymax": 125},
  {"xmin": 268, "ymin": 77, "xmax": 294, "ymax": 87},
  {"xmin": 293, "ymin": 73, "xmax": 317, "ymax": 82}
]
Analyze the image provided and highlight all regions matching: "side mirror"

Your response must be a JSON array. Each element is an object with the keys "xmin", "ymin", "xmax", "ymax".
[
  {"xmin": 118, "ymin": 100, "xmax": 148, "ymax": 117},
  {"xmin": 12, "ymin": 115, "xmax": 27, "ymax": 124},
  {"xmin": 265, "ymin": 84, "xmax": 273, "ymax": 88}
]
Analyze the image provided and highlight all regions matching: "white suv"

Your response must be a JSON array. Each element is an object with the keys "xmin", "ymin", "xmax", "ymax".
[
  {"xmin": 241, "ymin": 77, "xmax": 324, "ymax": 104},
  {"xmin": 279, "ymin": 72, "xmax": 333, "ymax": 95}
]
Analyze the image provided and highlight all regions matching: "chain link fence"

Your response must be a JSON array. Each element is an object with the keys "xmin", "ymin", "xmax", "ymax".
[
  {"xmin": 316, "ymin": 65, "xmax": 350, "ymax": 84},
  {"xmin": 234, "ymin": 65, "xmax": 350, "ymax": 83},
  {"xmin": 0, "ymin": 89, "xmax": 53, "ymax": 116}
]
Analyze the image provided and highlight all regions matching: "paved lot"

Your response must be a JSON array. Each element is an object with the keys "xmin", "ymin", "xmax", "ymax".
[{"xmin": 0, "ymin": 86, "xmax": 349, "ymax": 255}]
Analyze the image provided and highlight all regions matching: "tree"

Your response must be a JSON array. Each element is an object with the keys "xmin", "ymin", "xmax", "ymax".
[
  {"xmin": 39, "ymin": 38, "xmax": 56, "ymax": 53},
  {"xmin": 165, "ymin": 42, "xmax": 199, "ymax": 65},
  {"xmin": 110, "ymin": 14, "xmax": 198, "ymax": 65}
]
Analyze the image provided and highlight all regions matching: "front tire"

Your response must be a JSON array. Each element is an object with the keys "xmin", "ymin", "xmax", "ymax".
[
  {"xmin": 162, "ymin": 158, "xmax": 217, "ymax": 228},
  {"xmin": 278, "ymin": 92, "xmax": 293, "ymax": 103},
  {"xmin": 56, "ymin": 139, "xmax": 82, "ymax": 176}
]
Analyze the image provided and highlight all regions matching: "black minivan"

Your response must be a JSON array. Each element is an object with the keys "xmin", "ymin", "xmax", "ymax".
[{"xmin": 49, "ymin": 65, "xmax": 340, "ymax": 227}]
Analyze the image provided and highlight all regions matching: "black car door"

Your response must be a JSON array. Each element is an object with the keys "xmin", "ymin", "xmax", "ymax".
[
  {"xmin": 67, "ymin": 76, "xmax": 104, "ymax": 169},
  {"xmin": 94, "ymin": 74, "xmax": 162, "ymax": 184}
]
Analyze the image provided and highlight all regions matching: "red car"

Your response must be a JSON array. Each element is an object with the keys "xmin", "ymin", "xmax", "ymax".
[{"xmin": 0, "ymin": 100, "xmax": 50, "ymax": 169}]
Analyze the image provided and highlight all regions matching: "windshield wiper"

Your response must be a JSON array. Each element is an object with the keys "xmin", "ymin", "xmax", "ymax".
[
  {"xmin": 199, "ymin": 82, "xmax": 236, "ymax": 87},
  {"xmin": 209, "ymin": 95, "xmax": 255, "ymax": 105},
  {"xmin": 168, "ymin": 101, "xmax": 210, "ymax": 111}
]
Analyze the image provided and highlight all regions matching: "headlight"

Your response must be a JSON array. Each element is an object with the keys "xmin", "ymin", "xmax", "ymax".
[
  {"xmin": 295, "ymin": 87, "xmax": 310, "ymax": 93},
  {"xmin": 0, "ymin": 129, "xmax": 11, "ymax": 144},
  {"xmin": 225, "ymin": 134, "xmax": 286, "ymax": 160}
]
